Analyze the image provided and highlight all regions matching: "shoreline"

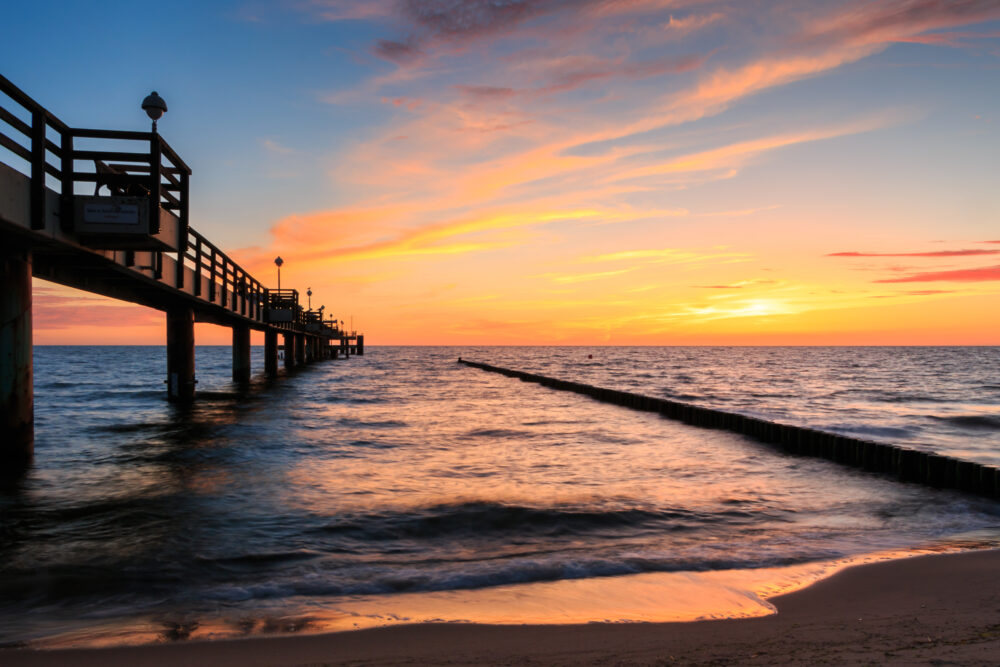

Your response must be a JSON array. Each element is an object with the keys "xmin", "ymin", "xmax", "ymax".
[{"xmin": 5, "ymin": 548, "xmax": 1000, "ymax": 665}]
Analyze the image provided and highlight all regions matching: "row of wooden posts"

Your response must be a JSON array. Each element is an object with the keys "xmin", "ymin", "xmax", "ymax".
[
  {"xmin": 166, "ymin": 309, "xmax": 364, "ymax": 403},
  {"xmin": 458, "ymin": 359, "xmax": 1000, "ymax": 501}
]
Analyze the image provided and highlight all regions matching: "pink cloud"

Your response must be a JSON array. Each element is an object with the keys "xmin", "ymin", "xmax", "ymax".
[
  {"xmin": 875, "ymin": 265, "xmax": 1000, "ymax": 283},
  {"xmin": 801, "ymin": 0, "xmax": 1000, "ymax": 50},
  {"xmin": 828, "ymin": 249, "xmax": 1000, "ymax": 257},
  {"xmin": 33, "ymin": 294, "xmax": 161, "ymax": 331},
  {"xmin": 896, "ymin": 28, "xmax": 1000, "ymax": 47}
]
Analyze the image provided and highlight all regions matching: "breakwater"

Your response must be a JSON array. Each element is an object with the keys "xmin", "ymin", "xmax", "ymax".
[{"xmin": 458, "ymin": 358, "xmax": 1000, "ymax": 500}]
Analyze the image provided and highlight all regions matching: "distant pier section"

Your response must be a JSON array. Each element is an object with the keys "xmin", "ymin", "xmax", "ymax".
[{"xmin": 0, "ymin": 74, "xmax": 364, "ymax": 466}]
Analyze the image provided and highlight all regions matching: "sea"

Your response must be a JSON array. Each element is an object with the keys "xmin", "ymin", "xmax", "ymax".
[{"xmin": 1, "ymin": 346, "xmax": 999, "ymax": 648}]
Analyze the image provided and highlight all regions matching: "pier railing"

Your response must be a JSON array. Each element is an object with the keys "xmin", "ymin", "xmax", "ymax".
[
  {"xmin": 0, "ymin": 74, "xmax": 188, "ymax": 231},
  {"xmin": 183, "ymin": 227, "xmax": 267, "ymax": 320},
  {"xmin": 0, "ymin": 73, "xmax": 274, "ymax": 326}
]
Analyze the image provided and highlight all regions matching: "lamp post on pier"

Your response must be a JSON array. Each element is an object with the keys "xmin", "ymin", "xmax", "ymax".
[
  {"xmin": 274, "ymin": 256, "xmax": 283, "ymax": 291},
  {"xmin": 141, "ymin": 91, "xmax": 167, "ymax": 133},
  {"xmin": 307, "ymin": 287, "xmax": 312, "ymax": 310}
]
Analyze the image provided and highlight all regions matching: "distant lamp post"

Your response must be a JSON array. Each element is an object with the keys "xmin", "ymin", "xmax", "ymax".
[
  {"xmin": 141, "ymin": 91, "xmax": 167, "ymax": 132},
  {"xmin": 307, "ymin": 287, "xmax": 312, "ymax": 310},
  {"xmin": 274, "ymin": 256, "xmax": 283, "ymax": 291}
]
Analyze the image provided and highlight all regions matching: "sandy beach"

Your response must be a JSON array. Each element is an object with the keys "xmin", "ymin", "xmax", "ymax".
[{"xmin": 4, "ymin": 548, "xmax": 999, "ymax": 666}]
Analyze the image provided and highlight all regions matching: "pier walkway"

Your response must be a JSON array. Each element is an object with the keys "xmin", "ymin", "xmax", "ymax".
[{"xmin": 0, "ymin": 74, "xmax": 363, "ymax": 466}]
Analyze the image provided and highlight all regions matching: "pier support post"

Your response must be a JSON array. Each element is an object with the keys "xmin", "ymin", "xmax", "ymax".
[
  {"xmin": 232, "ymin": 323, "xmax": 251, "ymax": 383},
  {"xmin": 295, "ymin": 334, "xmax": 305, "ymax": 366},
  {"xmin": 1, "ymin": 243, "xmax": 33, "ymax": 467},
  {"xmin": 166, "ymin": 307, "xmax": 196, "ymax": 402},
  {"xmin": 305, "ymin": 337, "xmax": 314, "ymax": 363},
  {"xmin": 265, "ymin": 329, "xmax": 278, "ymax": 376},
  {"xmin": 283, "ymin": 332, "xmax": 296, "ymax": 369},
  {"xmin": 357, "ymin": 334, "xmax": 364, "ymax": 356}
]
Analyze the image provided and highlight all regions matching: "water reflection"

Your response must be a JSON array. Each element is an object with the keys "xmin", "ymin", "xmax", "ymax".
[{"xmin": 2, "ymin": 346, "xmax": 998, "ymax": 648}]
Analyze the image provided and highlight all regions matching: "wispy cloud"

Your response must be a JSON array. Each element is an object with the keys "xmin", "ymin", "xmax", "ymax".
[
  {"xmin": 586, "ymin": 248, "xmax": 751, "ymax": 265},
  {"xmin": 261, "ymin": 138, "xmax": 297, "ymax": 155},
  {"xmin": 875, "ymin": 265, "xmax": 1000, "ymax": 283},
  {"xmin": 829, "ymin": 249, "xmax": 1000, "ymax": 257}
]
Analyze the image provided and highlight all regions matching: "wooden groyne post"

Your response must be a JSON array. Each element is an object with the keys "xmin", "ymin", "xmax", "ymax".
[{"xmin": 458, "ymin": 359, "xmax": 1000, "ymax": 501}]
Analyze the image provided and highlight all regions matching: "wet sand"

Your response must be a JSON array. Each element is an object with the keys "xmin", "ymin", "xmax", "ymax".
[{"xmin": 5, "ymin": 549, "xmax": 1000, "ymax": 666}]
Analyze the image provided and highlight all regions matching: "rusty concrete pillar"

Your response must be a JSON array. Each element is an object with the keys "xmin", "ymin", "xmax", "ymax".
[
  {"xmin": 264, "ymin": 329, "xmax": 278, "ymax": 376},
  {"xmin": 1, "ymin": 244, "xmax": 33, "ymax": 467},
  {"xmin": 283, "ymin": 332, "xmax": 296, "ymax": 369},
  {"xmin": 166, "ymin": 306, "xmax": 196, "ymax": 402},
  {"xmin": 356, "ymin": 334, "xmax": 364, "ymax": 356},
  {"xmin": 294, "ymin": 333, "xmax": 305, "ymax": 366},
  {"xmin": 232, "ymin": 323, "xmax": 251, "ymax": 383}
]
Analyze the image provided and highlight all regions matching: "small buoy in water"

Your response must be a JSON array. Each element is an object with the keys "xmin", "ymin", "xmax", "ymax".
[{"xmin": 587, "ymin": 354, "xmax": 593, "ymax": 359}]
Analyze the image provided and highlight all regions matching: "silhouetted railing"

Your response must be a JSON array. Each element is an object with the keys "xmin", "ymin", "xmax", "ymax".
[
  {"xmin": 183, "ymin": 228, "xmax": 267, "ymax": 319},
  {"xmin": 0, "ymin": 73, "xmax": 272, "ymax": 325}
]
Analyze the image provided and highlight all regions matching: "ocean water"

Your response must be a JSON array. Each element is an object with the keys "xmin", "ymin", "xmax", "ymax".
[{"xmin": 1, "ymin": 346, "xmax": 998, "ymax": 647}]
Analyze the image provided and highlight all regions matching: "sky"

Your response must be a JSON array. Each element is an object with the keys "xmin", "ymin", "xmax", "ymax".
[{"xmin": 2, "ymin": 0, "xmax": 999, "ymax": 345}]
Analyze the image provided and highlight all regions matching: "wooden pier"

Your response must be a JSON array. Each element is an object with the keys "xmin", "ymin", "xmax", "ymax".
[{"xmin": 0, "ymin": 74, "xmax": 364, "ymax": 466}]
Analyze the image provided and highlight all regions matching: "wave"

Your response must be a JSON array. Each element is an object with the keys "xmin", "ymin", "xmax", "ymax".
[
  {"xmin": 305, "ymin": 501, "xmax": 760, "ymax": 542},
  {"xmin": 463, "ymin": 428, "xmax": 535, "ymax": 438},
  {"xmin": 661, "ymin": 391, "xmax": 704, "ymax": 401},
  {"xmin": 829, "ymin": 424, "xmax": 916, "ymax": 439},
  {"xmin": 336, "ymin": 418, "xmax": 407, "ymax": 429},
  {"xmin": 92, "ymin": 421, "xmax": 171, "ymax": 434},
  {"xmin": 931, "ymin": 414, "xmax": 1000, "ymax": 431},
  {"xmin": 194, "ymin": 550, "xmax": 822, "ymax": 602}
]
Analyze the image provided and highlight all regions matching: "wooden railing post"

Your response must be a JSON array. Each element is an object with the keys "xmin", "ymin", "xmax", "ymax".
[
  {"xmin": 221, "ymin": 258, "xmax": 228, "ymax": 308},
  {"xmin": 193, "ymin": 235, "xmax": 202, "ymax": 297},
  {"xmin": 30, "ymin": 111, "xmax": 46, "ymax": 230},
  {"xmin": 175, "ymin": 170, "xmax": 189, "ymax": 289},
  {"xmin": 149, "ymin": 134, "xmax": 161, "ymax": 234},
  {"xmin": 240, "ymin": 273, "xmax": 247, "ymax": 315},
  {"xmin": 59, "ymin": 129, "xmax": 73, "ymax": 231},
  {"xmin": 209, "ymin": 248, "xmax": 217, "ymax": 302}
]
